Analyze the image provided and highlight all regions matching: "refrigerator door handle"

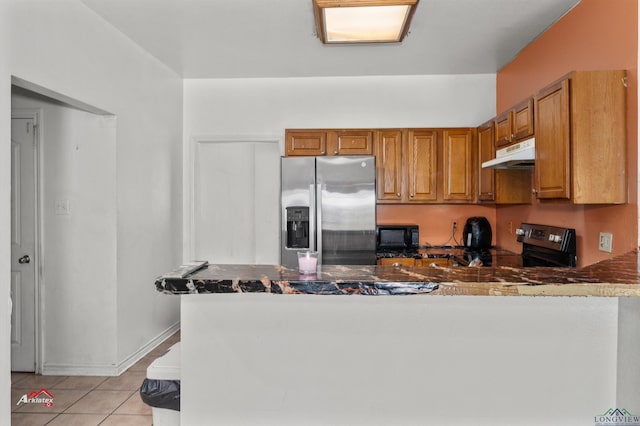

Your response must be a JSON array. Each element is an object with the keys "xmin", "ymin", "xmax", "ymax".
[
  {"xmin": 309, "ymin": 183, "xmax": 316, "ymax": 253},
  {"xmin": 316, "ymin": 183, "xmax": 322, "ymax": 265}
]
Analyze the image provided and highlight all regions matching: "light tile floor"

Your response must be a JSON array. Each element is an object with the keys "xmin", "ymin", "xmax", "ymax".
[{"xmin": 11, "ymin": 331, "xmax": 180, "ymax": 426}]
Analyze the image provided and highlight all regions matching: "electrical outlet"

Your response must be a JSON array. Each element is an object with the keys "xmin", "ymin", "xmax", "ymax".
[{"xmin": 599, "ymin": 232, "xmax": 613, "ymax": 253}]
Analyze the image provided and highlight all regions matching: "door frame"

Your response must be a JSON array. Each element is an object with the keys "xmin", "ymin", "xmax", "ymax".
[{"xmin": 11, "ymin": 108, "xmax": 43, "ymax": 374}]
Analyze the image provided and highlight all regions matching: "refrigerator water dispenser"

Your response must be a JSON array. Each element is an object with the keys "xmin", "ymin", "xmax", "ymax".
[{"xmin": 286, "ymin": 206, "xmax": 309, "ymax": 249}]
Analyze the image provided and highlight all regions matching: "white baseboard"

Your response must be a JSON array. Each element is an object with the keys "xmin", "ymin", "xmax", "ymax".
[{"xmin": 41, "ymin": 322, "xmax": 181, "ymax": 376}]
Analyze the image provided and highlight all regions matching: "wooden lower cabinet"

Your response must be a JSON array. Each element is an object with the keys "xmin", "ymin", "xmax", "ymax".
[
  {"xmin": 416, "ymin": 258, "xmax": 450, "ymax": 267},
  {"xmin": 377, "ymin": 258, "xmax": 416, "ymax": 266},
  {"xmin": 377, "ymin": 258, "xmax": 451, "ymax": 267}
]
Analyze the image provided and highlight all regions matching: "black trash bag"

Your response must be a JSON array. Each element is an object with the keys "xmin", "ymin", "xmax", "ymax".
[{"xmin": 140, "ymin": 378, "xmax": 181, "ymax": 411}]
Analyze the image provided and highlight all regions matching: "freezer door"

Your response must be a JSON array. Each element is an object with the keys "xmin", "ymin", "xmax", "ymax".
[
  {"xmin": 316, "ymin": 156, "xmax": 376, "ymax": 265},
  {"xmin": 281, "ymin": 157, "xmax": 316, "ymax": 268}
]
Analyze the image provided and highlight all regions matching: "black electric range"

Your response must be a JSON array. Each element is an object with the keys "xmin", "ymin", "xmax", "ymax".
[{"xmin": 516, "ymin": 223, "xmax": 577, "ymax": 267}]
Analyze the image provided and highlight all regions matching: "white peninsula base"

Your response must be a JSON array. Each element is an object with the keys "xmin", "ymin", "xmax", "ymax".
[{"xmin": 180, "ymin": 294, "xmax": 640, "ymax": 426}]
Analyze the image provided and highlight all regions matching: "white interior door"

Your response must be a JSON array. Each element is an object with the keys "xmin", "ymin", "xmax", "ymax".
[
  {"xmin": 193, "ymin": 140, "xmax": 280, "ymax": 264},
  {"xmin": 11, "ymin": 117, "xmax": 37, "ymax": 372}
]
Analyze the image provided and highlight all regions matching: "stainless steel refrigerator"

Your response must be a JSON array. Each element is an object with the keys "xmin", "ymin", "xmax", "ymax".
[{"xmin": 280, "ymin": 156, "xmax": 376, "ymax": 268}]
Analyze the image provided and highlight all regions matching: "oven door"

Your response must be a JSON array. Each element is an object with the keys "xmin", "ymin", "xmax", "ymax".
[{"xmin": 522, "ymin": 245, "xmax": 577, "ymax": 267}]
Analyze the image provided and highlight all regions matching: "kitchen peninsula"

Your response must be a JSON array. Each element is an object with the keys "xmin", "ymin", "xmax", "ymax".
[{"xmin": 158, "ymin": 252, "xmax": 640, "ymax": 426}]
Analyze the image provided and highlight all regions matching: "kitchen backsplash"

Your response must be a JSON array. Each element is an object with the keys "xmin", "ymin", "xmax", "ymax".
[{"xmin": 376, "ymin": 204, "xmax": 497, "ymax": 248}]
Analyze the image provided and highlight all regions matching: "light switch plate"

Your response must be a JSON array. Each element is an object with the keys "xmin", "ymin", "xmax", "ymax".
[
  {"xmin": 599, "ymin": 232, "xmax": 613, "ymax": 253},
  {"xmin": 55, "ymin": 199, "xmax": 70, "ymax": 215}
]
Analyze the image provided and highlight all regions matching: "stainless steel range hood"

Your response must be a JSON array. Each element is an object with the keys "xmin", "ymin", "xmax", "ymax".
[{"xmin": 482, "ymin": 138, "xmax": 535, "ymax": 169}]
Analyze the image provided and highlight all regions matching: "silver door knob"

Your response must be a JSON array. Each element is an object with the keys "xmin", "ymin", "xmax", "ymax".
[{"xmin": 18, "ymin": 255, "xmax": 30, "ymax": 264}]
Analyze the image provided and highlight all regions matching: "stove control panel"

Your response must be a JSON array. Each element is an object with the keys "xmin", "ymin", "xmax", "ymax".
[{"xmin": 516, "ymin": 223, "xmax": 576, "ymax": 254}]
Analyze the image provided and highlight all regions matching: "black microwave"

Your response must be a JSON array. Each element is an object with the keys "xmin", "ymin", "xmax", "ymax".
[{"xmin": 376, "ymin": 225, "xmax": 419, "ymax": 250}]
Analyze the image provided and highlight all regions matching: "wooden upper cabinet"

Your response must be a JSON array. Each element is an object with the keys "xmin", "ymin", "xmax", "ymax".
[
  {"xmin": 374, "ymin": 130, "xmax": 404, "ymax": 202},
  {"xmin": 494, "ymin": 111, "xmax": 512, "ymax": 148},
  {"xmin": 442, "ymin": 128, "xmax": 475, "ymax": 201},
  {"xmin": 477, "ymin": 121, "xmax": 495, "ymax": 202},
  {"xmin": 285, "ymin": 130, "xmax": 327, "ymax": 156},
  {"xmin": 286, "ymin": 129, "xmax": 373, "ymax": 156},
  {"xmin": 512, "ymin": 98, "xmax": 534, "ymax": 140},
  {"xmin": 374, "ymin": 129, "xmax": 439, "ymax": 204},
  {"xmin": 534, "ymin": 70, "xmax": 627, "ymax": 204},
  {"xmin": 534, "ymin": 79, "xmax": 571, "ymax": 199},
  {"xmin": 330, "ymin": 130, "xmax": 373, "ymax": 155},
  {"xmin": 407, "ymin": 129, "xmax": 438, "ymax": 202},
  {"xmin": 494, "ymin": 97, "xmax": 534, "ymax": 148}
]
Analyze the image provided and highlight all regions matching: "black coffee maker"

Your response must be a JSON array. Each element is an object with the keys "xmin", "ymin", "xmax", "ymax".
[{"xmin": 462, "ymin": 217, "xmax": 492, "ymax": 250}]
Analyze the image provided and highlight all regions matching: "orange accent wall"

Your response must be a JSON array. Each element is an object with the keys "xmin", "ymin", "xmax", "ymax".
[
  {"xmin": 377, "ymin": 204, "xmax": 497, "ymax": 247},
  {"xmin": 496, "ymin": 0, "xmax": 638, "ymax": 266}
]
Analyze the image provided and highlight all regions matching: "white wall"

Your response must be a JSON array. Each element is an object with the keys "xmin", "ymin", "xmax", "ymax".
[
  {"xmin": 6, "ymin": 0, "xmax": 183, "ymax": 378},
  {"xmin": 1, "ymin": 1, "xmax": 12, "ymax": 424},
  {"xmin": 183, "ymin": 75, "xmax": 496, "ymax": 261}
]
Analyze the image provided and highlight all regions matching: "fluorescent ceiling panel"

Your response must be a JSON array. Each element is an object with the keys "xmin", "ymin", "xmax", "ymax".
[{"xmin": 323, "ymin": 5, "xmax": 411, "ymax": 43}]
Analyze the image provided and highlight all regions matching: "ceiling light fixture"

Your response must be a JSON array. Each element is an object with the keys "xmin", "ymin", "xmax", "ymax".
[{"xmin": 313, "ymin": 0, "xmax": 419, "ymax": 44}]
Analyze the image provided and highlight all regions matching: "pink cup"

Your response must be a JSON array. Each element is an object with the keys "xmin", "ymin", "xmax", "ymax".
[{"xmin": 297, "ymin": 251, "xmax": 318, "ymax": 274}]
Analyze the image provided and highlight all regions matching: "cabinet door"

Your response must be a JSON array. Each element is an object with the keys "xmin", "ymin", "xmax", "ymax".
[
  {"xmin": 495, "ymin": 170, "xmax": 532, "ymax": 204},
  {"xmin": 477, "ymin": 122, "xmax": 495, "ymax": 202},
  {"xmin": 332, "ymin": 130, "xmax": 373, "ymax": 155},
  {"xmin": 494, "ymin": 111, "xmax": 512, "ymax": 148},
  {"xmin": 377, "ymin": 258, "xmax": 415, "ymax": 266},
  {"xmin": 417, "ymin": 258, "xmax": 450, "ymax": 267},
  {"xmin": 534, "ymin": 79, "xmax": 571, "ymax": 199},
  {"xmin": 285, "ymin": 130, "xmax": 327, "ymax": 156},
  {"xmin": 374, "ymin": 130, "xmax": 404, "ymax": 202},
  {"xmin": 512, "ymin": 98, "xmax": 534, "ymax": 140},
  {"xmin": 443, "ymin": 128, "xmax": 475, "ymax": 201},
  {"xmin": 406, "ymin": 130, "xmax": 438, "ymax": 202}
]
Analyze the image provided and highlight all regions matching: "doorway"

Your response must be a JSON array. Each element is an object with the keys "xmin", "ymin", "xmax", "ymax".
[
  {"xmin": 10, "ymin": 80, "xmax": 117, "ymax": 375},
  {"xmin": 10, "ymin": 111, "xmax": 40, "ymax": 372}
]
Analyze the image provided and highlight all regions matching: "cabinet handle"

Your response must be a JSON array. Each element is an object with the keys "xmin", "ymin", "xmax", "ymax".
[
  {"xmin": 512, "ymin": 134, "xmax": 516, "ymax": 139},
  {"xmin": 320, "ymin": 151, "xmax": 326, "ymax": 154},
  {"xmin": 396, "ymin": 193, "xmax": 401, "ymax": 197},
  {"xmin": 410, "ymin": 194, "xmax": 415, "ymax": 198},
  {"xmin": 334, "ymin": 150, "xmax": 338, "ymax": 155},
  {"xmin": 532, "ymin": 188, "xmax": 538, "ymax": 194}
]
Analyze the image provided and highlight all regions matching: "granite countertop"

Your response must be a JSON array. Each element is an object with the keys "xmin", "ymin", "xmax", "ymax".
[{"xmin": 155, "ymin": 249, "xmax": 640, "ymax": 297}]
